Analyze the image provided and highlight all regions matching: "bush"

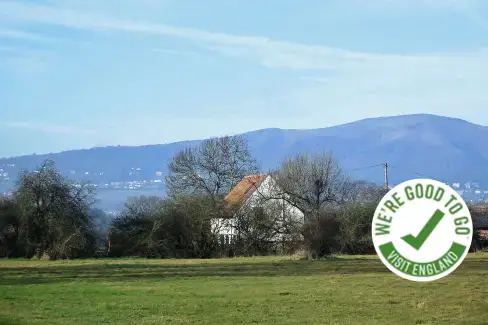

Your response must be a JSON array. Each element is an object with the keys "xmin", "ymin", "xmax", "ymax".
[
  {"xmin": 302, "ymin": 210, "xmax": 342, "ymax": 258},
  {"xmin": 470, "ymin": 229, "xmax": 488, "ymax": 252},
  {"xmin": 107, "ymin": 195, "xmax": 220, "ymax": 258},
  {"xmin": 300, "ymin": 203, "xmax": 377, "ymax": 259},
  {"xmin": 339, "ymin": 204, "xmax": 376, "ymax": 255},
  {"xmin": 0, "ymin": 197, "xmax": 21, "ymax": 258}
]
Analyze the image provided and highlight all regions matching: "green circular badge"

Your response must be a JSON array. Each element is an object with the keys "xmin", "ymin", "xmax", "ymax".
[{"xmin": 372, "ymin": 179, "xmax": 473, "ymax": 282}]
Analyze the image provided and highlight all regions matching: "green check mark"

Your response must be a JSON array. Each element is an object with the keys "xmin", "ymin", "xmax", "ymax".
[{"xmin": 402, "ymin": 209, "xmax": 445, "ymax": 250}]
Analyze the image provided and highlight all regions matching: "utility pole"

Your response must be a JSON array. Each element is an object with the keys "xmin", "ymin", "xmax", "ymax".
[{"xmin": 383, "ymin": 162, "xmax": 389, "ymax": 191}]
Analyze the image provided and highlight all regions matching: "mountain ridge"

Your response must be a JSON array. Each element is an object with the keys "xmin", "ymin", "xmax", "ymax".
[
  {"xmin": 1, "ymin": 113, "xmax": 487, "ymax": 210},
  {"xmin": 2, "ymin": 113, "xmax": 484, "ymax": 160}
]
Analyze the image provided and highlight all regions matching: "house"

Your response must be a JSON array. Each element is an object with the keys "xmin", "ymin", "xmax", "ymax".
[{"xmin": 211, "ymin": 174, "xmax": 304, "ymax": 245}]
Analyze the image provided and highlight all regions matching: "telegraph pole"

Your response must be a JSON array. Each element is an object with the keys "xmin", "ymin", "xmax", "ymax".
[{"xmin": 383, "ymin": 162, "xmax": 389, "ymax": 191}]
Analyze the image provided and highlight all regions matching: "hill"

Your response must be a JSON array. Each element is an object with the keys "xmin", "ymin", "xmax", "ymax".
[{"xmin": 1, "ymin": 113, "xmax": 487, "ymax": 209}]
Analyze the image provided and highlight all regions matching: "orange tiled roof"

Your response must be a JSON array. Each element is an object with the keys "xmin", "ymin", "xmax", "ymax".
[{"xmin": 224, "ymin": 174, "xmax": 267, "ymax": 208}]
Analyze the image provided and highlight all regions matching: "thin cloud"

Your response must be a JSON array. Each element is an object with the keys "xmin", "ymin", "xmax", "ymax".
[
  {"xmin": 1, "ymin": 0, "xmax": 488, "ymax": 125},
  {"xmin": 0, "ymin": 1, "xmax": 484, "ymax": 69},
  {"xmin": 2, "ymin": 0, "xmax": 488, "ymax": 96},
  {"xmin": 0, "ymin": 28, "xmax": 59, "ymax": 42},
  {"xmin": 1, "ymin": 121, "xmax": 97, "ymax": 135},
  {"xmin": 151, "ymin": 48, "xmax": 204, "ymax": 58},
  {"xmin": 327, "ymin": 0, "xmax": 480, "ymax": 15}
]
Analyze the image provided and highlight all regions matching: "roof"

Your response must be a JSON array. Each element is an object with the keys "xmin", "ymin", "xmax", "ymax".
[{"xmin": 224, "ymin": 174, "xmax": 267, "ymax": 208}]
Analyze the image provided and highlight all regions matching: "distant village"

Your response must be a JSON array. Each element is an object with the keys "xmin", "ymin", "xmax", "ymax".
[
  {"xmin": 1, "ymin": 162, "xmax": 488, "ymax": 205},
  {"xmin": 452, "ymin": 181, "xmax": 488, "ymax": 203},
  {"xmin": 0, "ymin": 164, "xmax": 163, "ymax": 193}
]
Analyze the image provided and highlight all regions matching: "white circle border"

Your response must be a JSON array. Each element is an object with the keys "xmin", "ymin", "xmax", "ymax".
[{"xmin": 372, "ymin": 178, "xmax": 473, "ymax": 282}]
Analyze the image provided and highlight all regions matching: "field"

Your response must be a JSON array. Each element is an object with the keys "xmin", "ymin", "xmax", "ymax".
[{"xmin": 1, "ymin": 254, "xmax": 488, "ymax": 325}]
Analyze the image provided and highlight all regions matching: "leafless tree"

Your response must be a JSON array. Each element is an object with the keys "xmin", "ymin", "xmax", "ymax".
[
  {"xmin": 166, "ymin": 135, "xmax": 259, "ymax": 215},
  {"xmin": 351, "ymin": 181, "xmax": 388, "ymax": 204},
  {"xmin": 228, "ymin": 190, "xmax": 304, "ymax": 255},
  {"xmin": 122, "ymin": 196, "xmax": 165, "ymax": 220},
  {"xmin": 270, "ymin": 152, "xmax": 355, "ymax": 217},
  {"xmin": 247, "ymin": 152, "xmax": 366, "ymax": 257}
]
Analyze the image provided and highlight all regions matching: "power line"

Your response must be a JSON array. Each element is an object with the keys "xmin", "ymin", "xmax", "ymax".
[
  {"xmin": 346, "ymin": 164, "xmax": 384, "ymax": 172},
  {"xmin": 345, "ymin": 162, "xmax": 452, "ymax": 186},
  {"xmin": 388, "ymin": 165, "xmax": 433, "ymax": 179},
  {"xmin": 388, "ymin": 164, "xmax": 450, "ymax": 184}
]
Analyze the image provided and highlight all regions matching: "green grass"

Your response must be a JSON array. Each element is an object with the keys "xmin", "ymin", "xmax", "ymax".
[{"xmin": 1, "ymin": 254, "xmax": 488, "ymax": 325}]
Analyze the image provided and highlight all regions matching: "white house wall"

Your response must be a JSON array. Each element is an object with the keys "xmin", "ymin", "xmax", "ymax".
[
  {"xmin": 213, "ymin": 175, "xmax": 305, "ymax": 242},
  {"xmin": 245, "ymin": 175, "xmax": 303, "ymax": 223},
  {"xmin": 211, "ymin": 218, "xmax": 236, "ymax": 236}
]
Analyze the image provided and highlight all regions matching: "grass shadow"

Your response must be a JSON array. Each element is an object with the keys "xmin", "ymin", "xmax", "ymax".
[
  {"xmin": 0, "ymin": 258, "xmax": 384, "ymax": 285},
  {"xmin": 1, "ymin": 256, "xmax": 487, "ymax": 286}
]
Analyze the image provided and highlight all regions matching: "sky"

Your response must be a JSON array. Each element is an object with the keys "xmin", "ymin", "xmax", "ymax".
[{"xmin": 1, "ymin": 0, "xmax": 488, "ymax": 157}]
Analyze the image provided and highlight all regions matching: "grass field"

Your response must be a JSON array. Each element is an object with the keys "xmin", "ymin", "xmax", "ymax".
[{"xmin": 1, "ymin": 254, "xmax": 488, "ymax": 325}]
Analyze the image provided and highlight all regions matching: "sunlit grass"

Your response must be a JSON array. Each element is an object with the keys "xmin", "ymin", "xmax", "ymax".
[{"xmin": 1, "ymin": 254, "xmax": 487, "ymax": 324}]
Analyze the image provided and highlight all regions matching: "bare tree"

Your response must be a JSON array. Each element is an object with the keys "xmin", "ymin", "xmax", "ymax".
[
  {"xmin": 233, "ymin": 205, "xmax": 277, "ymax": 255},
  {"xmin": 252, "ymin": 152, "xmax": 358, "ymax": 257},
  {"xmin": 270, "ymin": 152, "xmax": 354, "ymax": 217},
  {"xmin": 122, "ymin": 196, "xmax": 165, "ymax": 220},
  {"xmin": 351, "ymin": 181, "xmax": 388, "ymax": 204},
  {"xmin": 166, "ymin": 135, "xmax": 259, "ymax": 214},
  {"xmin": 229, "ymin": 190, "xmax": 304, "ymax": 255}
]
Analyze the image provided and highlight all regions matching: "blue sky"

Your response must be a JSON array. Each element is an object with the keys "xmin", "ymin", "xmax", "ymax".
[{"xmin": 1, "ymin": 0, "xmax": 488, "ymax": 157}]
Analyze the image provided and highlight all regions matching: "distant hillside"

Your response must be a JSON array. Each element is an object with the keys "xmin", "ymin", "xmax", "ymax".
[
  {"xmin": 1, "ymin": 114, "xmax": 488, "ymax": 209},
  {"xmin": 242, "ymin": 114, "xmax": 488, "ymax": 186}
]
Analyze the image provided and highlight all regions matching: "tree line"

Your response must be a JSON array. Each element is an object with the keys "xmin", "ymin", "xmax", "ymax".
[{"xmin": 1, "ymin": 135, "xmax": 486, "ymax": 260}]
